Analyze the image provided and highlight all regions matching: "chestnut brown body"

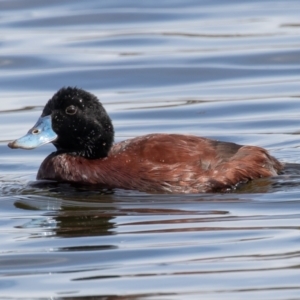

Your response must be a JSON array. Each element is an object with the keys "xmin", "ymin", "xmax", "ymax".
[{"xmin": 37, "ymin": 133, "xmax": 283, "ymax": 193}]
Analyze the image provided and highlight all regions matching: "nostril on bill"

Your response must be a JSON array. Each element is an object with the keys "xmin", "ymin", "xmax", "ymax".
[{"xmin": 32, "ymin": 128, "xmax": 39, "ymax": 134}]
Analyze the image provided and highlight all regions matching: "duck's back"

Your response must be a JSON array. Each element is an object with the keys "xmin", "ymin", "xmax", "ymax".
[{"xmin": 110, "ymin": 134, "xmax": 241, "ymax": 167}]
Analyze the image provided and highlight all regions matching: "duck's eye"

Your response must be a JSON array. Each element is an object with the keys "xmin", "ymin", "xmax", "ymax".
[{"xmin": 65, "ymin": 105, "xmax": 77, "ymax": 115}]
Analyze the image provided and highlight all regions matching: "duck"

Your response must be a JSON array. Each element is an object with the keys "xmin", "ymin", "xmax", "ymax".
[{"xmin": 8, "ymin": 87, "xmax": 283, "ymax": 193}]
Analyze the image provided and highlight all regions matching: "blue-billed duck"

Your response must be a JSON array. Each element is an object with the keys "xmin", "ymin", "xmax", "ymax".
[{"xmin": 8, "ymin": 87, "xmax": 283, "ymax": 193}]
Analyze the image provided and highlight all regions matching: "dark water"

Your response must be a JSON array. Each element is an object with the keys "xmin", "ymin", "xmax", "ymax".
[{"xmin": 1, "ymin": 0, "xmax": 300, "ymax": 299}]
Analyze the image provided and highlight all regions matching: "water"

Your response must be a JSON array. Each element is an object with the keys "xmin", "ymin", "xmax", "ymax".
[{"xmin": 1, "ymin": 0, "xmax": 300, "ymax": 299}]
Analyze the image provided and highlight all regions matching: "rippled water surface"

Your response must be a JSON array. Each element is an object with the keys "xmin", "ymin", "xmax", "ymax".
[{"xmin": 1, "ymin": 0, "xmax": 300, "ymax": 299}]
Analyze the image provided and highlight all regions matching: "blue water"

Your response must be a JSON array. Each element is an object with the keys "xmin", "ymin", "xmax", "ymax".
[{"xmin": 1, "ymin": 0, "xmax": 300, "ymax": 299}]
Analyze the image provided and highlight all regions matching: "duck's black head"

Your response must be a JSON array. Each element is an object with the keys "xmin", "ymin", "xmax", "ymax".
[{"xmin": 8, "ymin": 87, "xmax": 114, "ymax": 159}]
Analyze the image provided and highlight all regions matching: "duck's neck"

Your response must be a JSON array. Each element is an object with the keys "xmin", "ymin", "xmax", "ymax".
[{"xmin": 53, "ymin": 125, "xmax": 114, "ymax": 159}]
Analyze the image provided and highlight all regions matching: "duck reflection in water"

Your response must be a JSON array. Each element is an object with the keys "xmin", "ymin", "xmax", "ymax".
[{"xmin": 8, "ymin": 87, "xmax": 283, "ymax": 193}]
